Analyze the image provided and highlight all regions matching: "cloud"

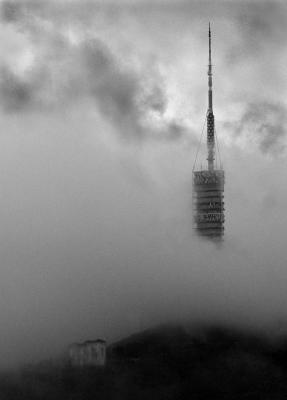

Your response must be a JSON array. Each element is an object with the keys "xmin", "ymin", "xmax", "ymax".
[
  {"xmin": 2, "ymin": 0, "xmax": 287, "ymax": 149},
  {"xmin": 0, "ymin": 1, "xmax": 191, "ymax": 143},
  {"xmin": 224, "ymin": 102, "xmax": 287, "ymax": 155},
  {"xmin": 0, "ymin": 66, "xmax": 35, "ymax": 111}
]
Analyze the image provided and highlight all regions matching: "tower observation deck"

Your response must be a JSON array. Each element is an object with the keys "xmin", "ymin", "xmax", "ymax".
[{"xmin": 192, "ymin": 24, "xmax": 225, "ymax": 240}]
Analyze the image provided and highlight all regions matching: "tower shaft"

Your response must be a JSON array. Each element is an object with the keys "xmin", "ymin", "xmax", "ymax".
[{"xmin": 192, "ymin": 24, "xmax": 225, "ymax": 241}]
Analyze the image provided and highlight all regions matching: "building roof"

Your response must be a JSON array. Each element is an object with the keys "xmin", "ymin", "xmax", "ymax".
[{"xmin": 69, "ymin": 339, "xmax": 106, "ymax": 348}]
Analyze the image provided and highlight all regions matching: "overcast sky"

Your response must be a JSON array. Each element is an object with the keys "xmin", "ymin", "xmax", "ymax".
[{"xmin": 0, "ymin": 0, "xmax": 286, "ymax": 367}]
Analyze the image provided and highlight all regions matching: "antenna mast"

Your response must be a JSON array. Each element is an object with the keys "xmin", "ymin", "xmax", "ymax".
[{"xmin": 207, "ymin": 22, "xmax": 215, "ymax": 171}]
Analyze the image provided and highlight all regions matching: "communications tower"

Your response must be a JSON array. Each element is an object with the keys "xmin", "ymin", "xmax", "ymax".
[{"xmin": 192, "ymin": 24, "xmax": 225, "ymax": 240}]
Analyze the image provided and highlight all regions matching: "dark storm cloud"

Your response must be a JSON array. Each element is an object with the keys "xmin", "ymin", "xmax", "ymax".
[{"xmin": 224, "ymin": 102, "xmax": 287, "ymax": 155}]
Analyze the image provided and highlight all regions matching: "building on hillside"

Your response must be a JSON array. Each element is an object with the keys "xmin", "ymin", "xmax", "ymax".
[
  {"xmin": 68, "ymin": 339, "xmax": 106, "ymax": 367},
  {"xmin": 192, "ymin": 24, "xmax": 225, "ymax": 241}
]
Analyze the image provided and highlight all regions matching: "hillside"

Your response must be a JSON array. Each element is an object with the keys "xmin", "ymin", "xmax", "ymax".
[{"xmin": 1, "ymin": 323, "xmax": 287, "ymax": 399}]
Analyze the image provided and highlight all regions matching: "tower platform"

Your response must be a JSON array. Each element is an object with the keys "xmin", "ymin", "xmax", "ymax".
[{"xmin": 193, "ymin": 170, "xmax": 225, "ymax": 239}]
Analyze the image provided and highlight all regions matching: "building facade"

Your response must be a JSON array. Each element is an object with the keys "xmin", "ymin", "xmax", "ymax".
[{"xmin": 68, "ymin": 339, "xmax": 106, "ymax": 367}]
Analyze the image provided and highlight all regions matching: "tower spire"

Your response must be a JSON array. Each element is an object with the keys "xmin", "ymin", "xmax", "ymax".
[
  {"xmin": 192, "ymin": 24, "xmax": 225, "ymax": 241},
  {"xmin": 208, "ymin": 22, "xmax": 213, "ymax": 112},
  {"xmin": 207, "ymin": 22, "xmax": 215, "ymax": 171}
]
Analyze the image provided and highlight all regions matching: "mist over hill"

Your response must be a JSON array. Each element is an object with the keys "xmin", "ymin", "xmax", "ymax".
[{"xmin": 1, "ymin": 322, "xmax": 287, "ymax": 399}]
